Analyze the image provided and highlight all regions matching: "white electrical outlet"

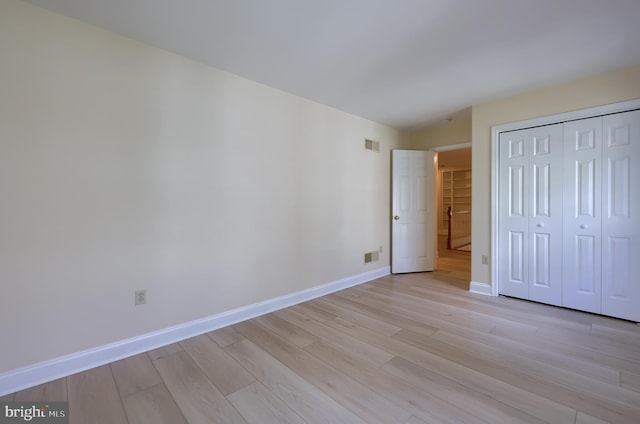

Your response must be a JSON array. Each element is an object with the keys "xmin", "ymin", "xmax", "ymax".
[
  {"xmin": 481, "ymin": 255, "xmax": 488, "ymax": 265},
  {"xmin": 135, "ymin": 289, "xmax": 147, "ymax": 305}
]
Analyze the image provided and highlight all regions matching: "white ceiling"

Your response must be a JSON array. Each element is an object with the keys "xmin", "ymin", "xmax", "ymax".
[{"xmin": 24, "ymin": 0, "xmax": 640, "ymax": 131}]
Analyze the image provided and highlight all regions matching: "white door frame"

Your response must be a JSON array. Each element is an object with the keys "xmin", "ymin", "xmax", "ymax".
[
  {"xmin": 433, "ymin": 142, "xmax": 472, "ymax": 152},
  {"xmin": 391, "ymin": 149, "xmax": 436, "ymax": 274},
  {"xmin": 434, "ymin": 142, "xmax": 472, "ymax": 239},
  {"xmin": 491, "ymin": 98, "xmax": 640, "ymax": 297},
  {"xmin": 391, "ymin": 144, "xmax": 471, "ymax": 272}
]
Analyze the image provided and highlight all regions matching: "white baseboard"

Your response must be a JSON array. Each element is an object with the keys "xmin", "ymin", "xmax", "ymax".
[
  {"xmin": 469, "ymin": 280, "xmax": 493, "ymax": 296},
  {"xmin": 0, "ymin": 266, "xmax": 389, "ymax": 396}
]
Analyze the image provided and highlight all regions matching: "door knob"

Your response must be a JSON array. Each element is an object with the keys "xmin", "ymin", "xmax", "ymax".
[
  {"xmin": 393, "ymin": 216, "xmax": 400, "ymax": 220},
  {"xmin": 580, "ymin": 224, "xmax": 588, "ymax": 229},
  {"xmin": 537, "ymin": 223, "xmax": 544, "ymax": 227}
]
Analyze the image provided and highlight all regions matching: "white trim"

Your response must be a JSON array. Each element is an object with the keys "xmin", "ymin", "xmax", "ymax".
[
  {"xmin": 490, "ymin": 98, "xmax": 640, "ymax": 298},
  {"xmin": 491, "ymin": 119, "xmax": 501, "ymax": 297},
  {"xmin": 0, "ymin": 266, "xmax": 389, "ymax": 396},
  {"xmin": 493, "ymin": 99, "xmax": 640, "ymax": 134},
  {"xmin": 470, "ymin": 281, "xmax": 493, "ymax": 296},
  {"xmin": 432, "ymin": 142, "xmax": 472, "ymax": 152}
]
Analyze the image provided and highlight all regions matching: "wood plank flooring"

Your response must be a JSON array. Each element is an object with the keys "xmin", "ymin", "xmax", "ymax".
[{"xmin": 6, "ymin": 262, "xmax": 640, "ymax": 423}]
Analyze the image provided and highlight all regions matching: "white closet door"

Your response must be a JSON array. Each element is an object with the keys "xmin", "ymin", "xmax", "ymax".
[
  {"xmin": 563, "ymin": 117, "xmax": 602, "ymax": 314},
  {"xmin": 529, "ymin": 124, "xmax": 563, "ymax": 306},
  {"xmin": 601, "ymin": 110, "xmax": 640, "ymax": 321},
  {"xmin": 499, "ymin": 129, "xmax": 529, "ymax": 299}
]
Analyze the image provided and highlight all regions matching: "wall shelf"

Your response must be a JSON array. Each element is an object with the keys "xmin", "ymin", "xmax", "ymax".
[{"xmin": 441, "ymin": 169, "xmax": 472, "ymax": 230}]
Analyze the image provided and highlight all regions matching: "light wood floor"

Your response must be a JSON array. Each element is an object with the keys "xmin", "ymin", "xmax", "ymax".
[{"xmin": 5, "ymin": 270, "xmax": 640, "ymax": 423}]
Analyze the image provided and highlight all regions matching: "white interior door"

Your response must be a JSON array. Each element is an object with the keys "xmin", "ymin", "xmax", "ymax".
[
  {"xmin": 498, "ymin": 129, "xmax": 530, "ymax": 299},
  {"xmin": 563, "ymin": 117, "xmax": 602, "ymax": 314},
  {"xmin": 496, "ymin": 103, "xmax": 640, "ymax": 321},
  {"xmin": 391, "ymin": 150, "xmax": 436, "ymax": 274},
  {"xmin": 528, "ymin": 124, "xmax": 563, "ymax": 306},
  {"xmin": 601, "ymin": 110, "xmax": 640, "ymax": 322},
  {"xmin": 499, "ymin": 125, "xmax": 562, "ymax": 305}
]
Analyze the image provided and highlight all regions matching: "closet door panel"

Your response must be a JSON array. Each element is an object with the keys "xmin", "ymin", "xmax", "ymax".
[
  {"xmin": 529, "ymin": 124, "xmax": 563, "ymax": 306},
  {"xmin": 563, "ymin": 117, "xmax": 602, "ymax": 314},
  {"xmin": 499, "ymin": 129, "xmax": 529, "ymax": 299},
  {"xmin": 602, "ymin": 110, "xmax": 640, "ymax": 321}
]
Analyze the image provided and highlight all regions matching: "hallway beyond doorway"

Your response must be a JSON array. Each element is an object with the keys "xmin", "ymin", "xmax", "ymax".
[{"xmin": 436, "ymin": 234, "xmax": 470, "ymax": 290}]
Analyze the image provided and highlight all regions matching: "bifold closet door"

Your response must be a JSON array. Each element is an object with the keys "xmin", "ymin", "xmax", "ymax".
[
  {"xmin": 500, "ymin": 108, "xmax": 638, "ymax": 320},
  {"xmin": 601, "ymin": 110, "xmax": 640, "ymax": 322},
  {"xmin": 499, "ymin": 129, "xmax": 530, "ymax": 299},
  {"xmin": 563, "ymin": 117, "xmax": 603, "ymax": 314},
  {"xmin": 528, "ymin": 125, "xmax": 563, "ymax": 305},
  {"xmin": 499, "ymin": 124, "xmax": 562, "ymax": 305}
]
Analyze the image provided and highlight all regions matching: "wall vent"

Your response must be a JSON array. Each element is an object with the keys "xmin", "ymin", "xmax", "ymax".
[
  {"xmin": 364, "ymin": 250, "xmax": 380, "ymax": 263},
  {"xmin": 364, "ymin": 139, "xmax": 380, "ymax": 152}
]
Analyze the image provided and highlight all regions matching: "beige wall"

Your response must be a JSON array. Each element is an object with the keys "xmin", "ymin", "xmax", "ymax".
[
  {"xmin": 0, "ymin": 0, "xmax": 400, "ymax": 373},
  {"xmin": 4, "ymin": 0, "xmax": 639, "ymax": 378},
  {"xmin": 471, "ymin": 64, "xmax": 640, "ymax": 288},
  {"xmin": 399, "ymin": 113, "xmax": 472, "ymax": 239},
  {"xmin": 402, "ymin": 109, "xmax": 471, "ymax": 150}
]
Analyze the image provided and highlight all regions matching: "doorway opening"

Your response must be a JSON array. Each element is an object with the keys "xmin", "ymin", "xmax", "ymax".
[{"xmin": 435, "ymin": 146, "xmax": 471, "ymax": 286}]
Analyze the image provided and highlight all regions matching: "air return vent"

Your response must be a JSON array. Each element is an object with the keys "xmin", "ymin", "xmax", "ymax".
[
  {"xmin": 364, "ymin": 251, "xmax": 380, "ymax": 263},
  {"xmin": 364, "ymin": 139, "xmax": 380, "ymax": 152}
]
